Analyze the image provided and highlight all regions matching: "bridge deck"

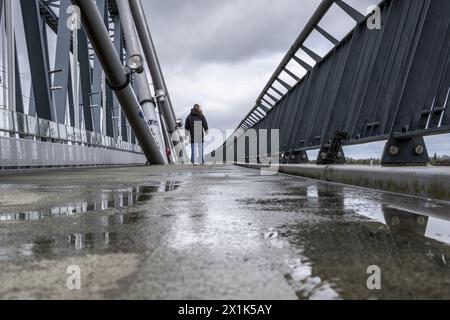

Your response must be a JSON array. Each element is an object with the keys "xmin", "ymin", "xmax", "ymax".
[{"xmin": 0, "ymin": 165, "xmax": 449, "ymax": 299}]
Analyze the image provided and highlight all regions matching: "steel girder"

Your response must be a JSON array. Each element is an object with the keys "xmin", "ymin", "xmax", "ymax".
[
  {"xmin": 52, "ymin": 0, "xmax": 73, "ymax": 124},
  {"xmin": 232, "ymin": 0, "xmax": 450, "ymax": 165},
  {"xmin": 20, "ymin": 0, "xmax": 56, "ymax": 121}
]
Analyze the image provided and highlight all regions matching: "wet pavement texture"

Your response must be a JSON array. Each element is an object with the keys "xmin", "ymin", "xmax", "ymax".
[{"xmin": 0, "ymin": 165, "xmax": 449, "ymax": 300}]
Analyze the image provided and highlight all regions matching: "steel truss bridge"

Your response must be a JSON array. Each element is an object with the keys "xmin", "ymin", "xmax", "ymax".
[
  {"xmin": 0, "ymin": 0, "xmax": 188, "ymax": 169},
  {"xmin": 218, "ymin": 0, "xmax": 450, "ymax": 166},
  {"xmin": 0, "ymin": 0, "xmax": 449, "ymax": 169}
]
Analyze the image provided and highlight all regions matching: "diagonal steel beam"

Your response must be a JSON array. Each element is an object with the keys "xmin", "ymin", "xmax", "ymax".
[
  {"xmin": 315, "ymin": 25, "xmax": 340, "ymax": 46},
  {"xmin": 266, "ymin": 92, "xmax": 279, "ymax": 103},
  {"xmin": 283, "ymin": 68, "xmax": 301, "ymax": 82},
  {"xmin": 270, "ymin": 86, "xmax": 284, "ymax": 97},
  {"xmin": 276, "ymin": 78, "xmax": 292, "ymax": 90},
  {"xmin": 261, "ymin": 97, "xmax": 274, "ymax": 107},
  {"xmin": 335, "ymin": 0, "xmax": 366, "ymax": 23},
  {"xmin": 258, "ymin": 104, "xmax": 270, "ymax": 113},
  {"xmin": 301, "ymin": 45, "xmax": 322, "ymax": 63},
  {"xmin": 292, "ymin": 55, "xmax": 313, "ymax": 72}
]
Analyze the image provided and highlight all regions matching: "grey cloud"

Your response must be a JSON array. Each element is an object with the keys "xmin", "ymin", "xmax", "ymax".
[
  {"xmin": 143, "ymin": 0, "xmax": 324, "ymax": 137},
  {"xmin": 144, "ymin": 0, "xmax": 321, "ymax": 64}
]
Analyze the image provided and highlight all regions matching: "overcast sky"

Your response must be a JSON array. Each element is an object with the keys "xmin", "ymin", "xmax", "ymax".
[
  {"xmin": 142, "ymin": 0, "xmax": 326, "ymax": 133},
  {"xmin": 142, "ymin": 0, "xmax": 450, "ymax": 157}
]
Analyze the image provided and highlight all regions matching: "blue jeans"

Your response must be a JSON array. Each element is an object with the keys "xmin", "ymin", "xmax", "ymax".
[{"xmin": 191, "ymin": 143, "xmax": 204, "ymax": 164}]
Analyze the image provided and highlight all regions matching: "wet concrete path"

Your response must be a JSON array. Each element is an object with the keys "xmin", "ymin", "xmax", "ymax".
[{"xmin": 0, "ymin": 165, "xmax": 449, "ymax": 299}]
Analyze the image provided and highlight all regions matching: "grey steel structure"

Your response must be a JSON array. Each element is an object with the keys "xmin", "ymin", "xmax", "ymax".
[
  {"xmin": 222, "ymin": 0, "xmax": 450, "ymax": 166},
  {"xmin": 0, "ymin": 0, "xmax": 178, "ymax": 168}
]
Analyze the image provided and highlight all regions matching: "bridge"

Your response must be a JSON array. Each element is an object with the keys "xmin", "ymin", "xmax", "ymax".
[{"xmin": 0, "ymin": 0, "xmax": 449, "ymax": 300}]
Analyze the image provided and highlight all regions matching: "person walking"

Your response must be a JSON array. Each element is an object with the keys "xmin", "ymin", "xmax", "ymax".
[{"xmin": 185, "ymin": 104, "xmax": 209, "ymax": 165}]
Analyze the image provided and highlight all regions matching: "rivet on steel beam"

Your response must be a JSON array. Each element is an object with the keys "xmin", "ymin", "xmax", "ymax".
[
  {"xmin": 389, "ymin": 146, "xmax": 399, "ymax": 156},
  {"xmin": 417, "ymin": 216, "xmax": 426, "ymax": 225},
  {"xmin": 414, "ymin": 145, "xmax": 424, "ymax": 155}
]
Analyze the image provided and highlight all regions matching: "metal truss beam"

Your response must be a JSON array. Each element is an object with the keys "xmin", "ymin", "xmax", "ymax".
[
  {"xmin": 78, "ymin": 30, "xmax": 94, "ymax": 131},
  {"xmin": 315, "ymin": 25, "xmax": 340, "ymax": 46},
  {"xmin": 91, "ymin": 0, "xmax": 108, "ymax": 133},
  {"xmin": 52, "ymin": 0, "xmax": 72, "ymax": 124},
  {"xmin": 231, "ymin": 0, "xmax": 450, "ymax": 168},
  {"xmin": 20, "ymin": 0, "xmax": 56, "ymax": 121}
]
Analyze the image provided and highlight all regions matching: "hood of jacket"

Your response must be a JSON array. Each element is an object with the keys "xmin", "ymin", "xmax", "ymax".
[{"xmin": 191, "ymin": 108, "xmax": 203, "ymax": 117}]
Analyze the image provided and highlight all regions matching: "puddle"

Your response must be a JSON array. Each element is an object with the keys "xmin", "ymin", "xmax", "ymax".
[
  {"xmin": 0, "ymin": 181, "xmax": 181, "ymax": 222},
  {"xmin": 278, "ymin": 193, "xmax": 450, "ymax": 300}
]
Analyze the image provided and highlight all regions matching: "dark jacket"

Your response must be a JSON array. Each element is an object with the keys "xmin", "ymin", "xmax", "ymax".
[{"xmin": 185, "ymin": 109, "xmax": 209, "ymax": 143}]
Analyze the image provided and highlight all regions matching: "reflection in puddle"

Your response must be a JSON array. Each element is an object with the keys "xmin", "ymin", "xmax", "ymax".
[
  {"xmin": 68, "ymin": 232, "xmax": 118, "ymax": 251},
  {"xmin": 0, "ymin": 210, "xmax": 147, "ymax": 262},
  {"xmin": 0, "ymin": 181, "xmax": 181, "ymax": 222},
  {"xmin": 279, "ymin": 185, "xmax": 450, "ymax": 300},
  {"xmin": 383, "ymin": 206, "xmax": 450, "ymax": 245}
]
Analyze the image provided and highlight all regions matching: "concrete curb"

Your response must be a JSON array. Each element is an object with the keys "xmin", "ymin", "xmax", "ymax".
[{"xmin": 238, "ymin": 163, "xmax": 450, "ymax": 201}]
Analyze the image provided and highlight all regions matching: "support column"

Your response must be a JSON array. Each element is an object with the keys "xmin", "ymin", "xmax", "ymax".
[
  {"xmin": 5, "ymin": 0, "xmax": 14, "ymax": 112},
  {"xmin": 116, "ymin": 0, "xmax": 166, "ymax": 161},
  {"xmin": 72, "ymin": 0, "xmax": 166, "ymax": 165}
]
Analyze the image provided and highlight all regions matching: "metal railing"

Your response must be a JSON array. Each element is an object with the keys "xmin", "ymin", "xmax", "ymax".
[{"xmin": 0, "ymin": 108, "xmax": 143, "ymax": 154}]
